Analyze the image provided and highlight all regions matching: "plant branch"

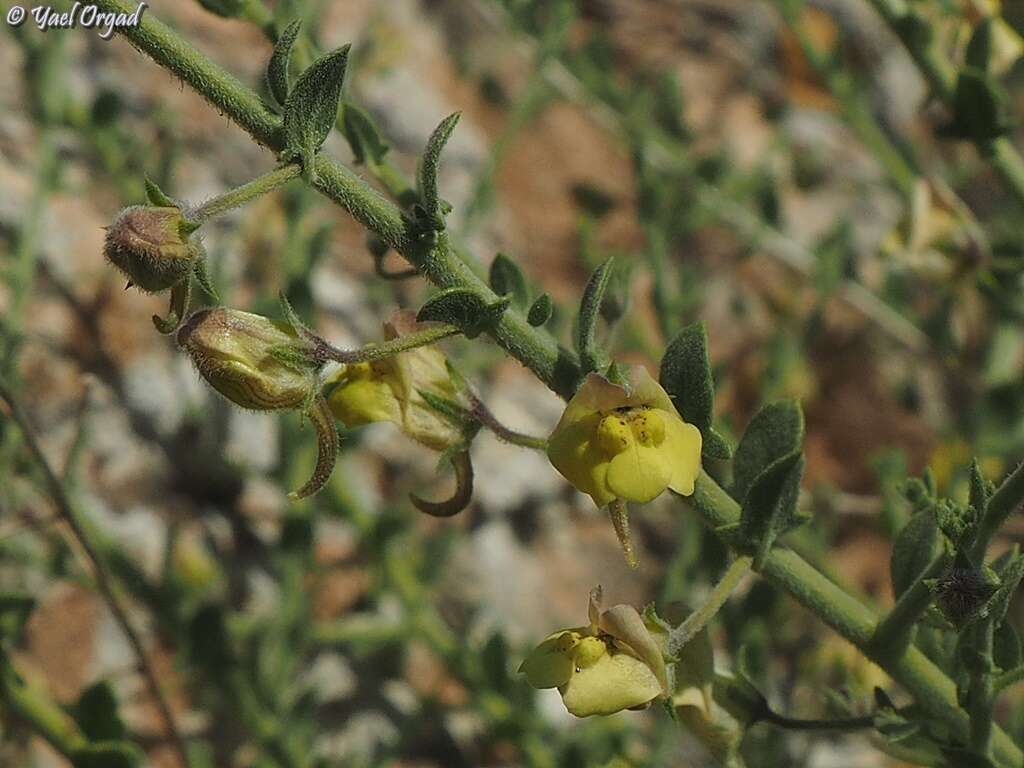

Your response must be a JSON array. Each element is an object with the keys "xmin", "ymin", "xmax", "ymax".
[
  {"xmin": 862, "ymin": 0, "xmax": 1024, "ymax": 209},
  {"xmin": 760, "ymin": 710, "xmax": 874, "ymax": 732},
  {"xmin": 684, "ymin": 474, "xmax": 1022, "ymax": 767},
  {"xmin": 0, "ymin": 378, "xmax": 191, "ymax": 768},
  {"xmin": 971, "ymin": 460, "xmax": 1024, "ymax": 562},
  {"xmin": 867, "ymin": 551, "xmax": 948, "ymax": 660},
  {"xmin": 0, "ymin": 652, "xmax": 86, "ymax": 758},
  {"xmin": 191, "ymin": 162, "xmax": 301, "ymax": 222},
  {"xmin": 667, "ymin": 555, "xmax": 752, "ymax": 657}
]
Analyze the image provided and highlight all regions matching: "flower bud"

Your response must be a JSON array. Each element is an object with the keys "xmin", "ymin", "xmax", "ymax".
[
  {"xmin": 934, "ymin": 564, "xmax": 997, "ymax": 629},
  {"xmin": 178, "ymin": 308, "xmax": 317, "ymax": 411},
  {"xmin": 104, "ymin": 205, "xmax": 202, "ymax": 293},
  {"xmin": 177, "ymin": 308, "xmax": 338, "ymax": 500}
]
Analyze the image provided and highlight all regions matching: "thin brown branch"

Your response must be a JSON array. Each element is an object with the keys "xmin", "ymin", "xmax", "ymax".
[{"xmin": 0, "ymin": 378, "xmax": 191, "ymax": 768}]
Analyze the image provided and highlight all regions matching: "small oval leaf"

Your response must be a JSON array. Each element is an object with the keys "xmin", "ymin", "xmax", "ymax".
[
  {"xmin": 267, "ymin": 19, "xmax": 302, "ymax": 107},
  {"xmin": 283, "ymin": 44, "xmax": 351, "ymax": 167},
  {"xmin": 527, "ymin": 293, "xmax": 553, "ymax": 327}
]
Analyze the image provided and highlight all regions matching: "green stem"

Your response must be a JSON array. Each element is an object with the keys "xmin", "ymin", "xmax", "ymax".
[
  {"xmin": 862, "ymin": 0, "xmax": 1024, "ymax": 209},
  {"xmin": 89, "ymin": 0, "xmax": 582, "ymax": 398},
  {"xmin": 0, "ymin": 378, "xmax": 191, "ymax": 768},
  {"xmin": 867, "ymin": 551, "xmax": 948, "ymax": 660},
  {"xmin": 0, "ymin": 653, "xmax": 86, "ymax": 758},
  {"xmin": 667, "ymin": 555, "xmax": 752, "ymax": 657},
  {"xmin": 971, "ymin": 460, "xmax": 1024, "ymax": 562},
  {"xmin": 761, "ymin": 711, "xmax": 874, "ymax": 732},
  {"xmin": 315, "ymin": 323, "xmax": 461, "ymax": 364},
  {"xmin": 191, "ymin": 163, "xmax": 301, "ymax": 222},
  {"xmin": 468, "ymin": 395, "xmax": 548, "ymax": 451},
  {"xmin": 783, "ymin": 0, "xmax": 917, "ymax": 195},
  {"xmin": 968, "ymin": 619, "xmax": 995, "ymax": 757},
  {"xmin": 994, "ymin": 664, "xmax": 1024, "ymax": 693},
  {"xmin": 684, "ymin": 474, "xmax": 1021, "ymax": 767}
]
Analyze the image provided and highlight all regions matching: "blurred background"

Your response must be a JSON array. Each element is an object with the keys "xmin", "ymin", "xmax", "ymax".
[{"xmin": 4, "ymin": 0, "xmax": 1024, "ymax": 765}]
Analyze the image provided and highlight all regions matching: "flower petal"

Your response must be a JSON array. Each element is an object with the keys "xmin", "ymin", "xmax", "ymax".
[
  {"xmin": 559, "ymin": 650, "xmax": 662, "ymax": 717},
  {"xmin": 547, "ymin": 412, "xmax": 616, "ymax": 506},
  {"xmin": 327, "ymin": 375, "xmax": 401, "ymax": 426},
  {"xmin": 605, "ymin": 442, "xmax": 673, "ymax": 503},
  {"xmin": 555, "ymin": 373, "xmax": 630, "ymax": 433},
  {"xmin": 599, "ymin": 605, "xmax": 668, "ymax": 694},
  {"xmin": 664, "ymin": 416, "xmax": 703, "ymax": 496},
  {"xmin": 626, "ymin": 366, "xmax": 677, "ymax": 414},
  {"xmin": 519, "ymin": 631, "xmax": 577, "ymax": 689}
]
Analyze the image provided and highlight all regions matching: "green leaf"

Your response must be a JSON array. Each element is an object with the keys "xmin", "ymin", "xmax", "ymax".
[
  {"xmin": 196, "ymin": 0, "xmax": 246, "ymax": 18},
  {"xmin": 741, "ymin": 452, "xmax": 805, "ymax": 568},
  {"xmin": 968, "ymin": 458, "xmax": 989, "ymax": 517},
  {"xmin": 417, "ymin": 288, "xmax": 508, "ymax": 339},
  {"xmin": 891, "ymin": 511, "xmax": 944, "ymax": 599},
  {"xmin": 576, "ymin": 257, "xmax": 614, "ymax": 374},
  {"xmin": 985, "ymin": 553, "xmax": 1024, "ymax": 624},
  {"xmin": 418, "ymin": 390, "xmax": 473, "ymax": 428},
  {"xmin": 702, "ymin": 429, "xmax": 733, "ymax": 461},
  {"xmin": 488, "ymin": 253, "xmax": 530, "ymax": 310},
  {"xmin": 73, "ymin": 681, "xmax": 127, "ymax": 742},
  {"xmin": 0, "ymin": 593, "xmax": 34, "ymax": 641},
  {"xmin": 282, "ymin": 45, "xmax": 351, "ymax": 170},
  {"xmin": 266, "ymin": 19, "xmax": 302, "ymax": 107},
  {"xmin": 71, "ymin": 742, "xmax": 144, "ymax": 768},
  {"xmin": 994, "ymin": 621, "xmax": 1021, "ymax": 671},
  {"xmin": 341, "ymin": 101, "xmax": 390, "ymax": 167},
  {"xmin": 481, "ymin": 632, "xmax": 511, "ymax": 692},
  {"xmin": 732, "ymin": 400, "xmax": 804, "ymax": 503},
  {"xmin": 966, "ymin": 18, "xmax": 994, "ymax": 72},
  {"xmin": 660, "ymin": 322, "xmax": 731, "ymax": 459},
  {"xmin": 187, "ymin": 603, "xmax": 233, "ymax": 675},
  {"xmin": 944, "ymin": 67, "xmax": 1011, "ymax": 143},
  {"xmin": 417, "ymin": 112, "xmax": 461, "ymax": 223},
  {"xmin": 527, "ymin": 293, "xmax": 553, "ymax": 327},
  {"xmin": 143, "ymin": 176, "xmax": 175, "ymax": 207}
]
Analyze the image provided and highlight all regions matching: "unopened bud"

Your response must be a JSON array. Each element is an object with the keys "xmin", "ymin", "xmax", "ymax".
[
  {"xmin": 104, "ymin": 205, "xmax": 201, "ymax": 293},
  {"xmin": 177, "ymin": 307, "xmax": 339, "ymax": 500},
  {"xmin": 934, "ymin": 565, "xmax": 997, "ymax": 629},
  {"xmin": 177, "ymin": 308, "xmax": 316, "ymax": 412}
]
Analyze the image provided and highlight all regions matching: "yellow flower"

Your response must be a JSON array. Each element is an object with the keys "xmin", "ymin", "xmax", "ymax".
[
  {"xmin": 547, "ymin": 367, "xmax": 702, "ymax": 507},
  {"xmin": 325, "ymin": 312, "xmax": 465, "ymax": 451},
  {"xmin": 519, "ymin": 588, "xmax": 667, "ymax": 718}
]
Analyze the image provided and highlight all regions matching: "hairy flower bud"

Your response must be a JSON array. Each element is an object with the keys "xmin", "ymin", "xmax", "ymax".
[
  {"xmin": 177, "ymin": 308, "xmax": 316, "ymax": 411},
  {"xmin": 177, "ymin": 308, "xmax": 337, "ymax": 500},
  {"xmin": 105, "ymin": 205, "xmax": 202, "ymax": 293}
]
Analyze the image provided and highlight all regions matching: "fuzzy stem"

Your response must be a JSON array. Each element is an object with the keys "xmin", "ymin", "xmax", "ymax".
[
  {"xmin": 968, "ymin": 619, "xmax": 996, "ymax": 758},
  {"xmin": 191, "ymin": 163, "xmax": 301, "ymax": 222},
  {"xmin": 0, "ymin": 653, "xmax": 86, "ymax": 758},
  {"xmin": 971, "ymin": 460, "xmax": 1024, "ymax": 562},
  {"xmin": 468, "ymin": 395, "xmax": 548, "ymax": 451},
  {"xmin": 314, "ymin": 323, "xmax": 461, "ymax": 365},
  {"xmin": 684, "ymin": 474, "xmax": 1021, "ymax": 767},
  {"xmin": 667, "ymin": 555, "xmax": 752, "ymax": 657},
  {"xmin": 867, "ymin": 551, "xmax": 948, "ymax": 660}
]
